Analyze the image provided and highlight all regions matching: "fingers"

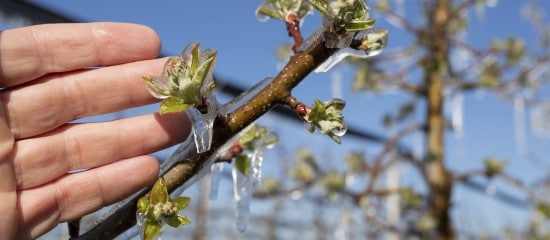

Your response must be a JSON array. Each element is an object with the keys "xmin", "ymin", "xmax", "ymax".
[
  {"xmin": 0, "ymin": 105, "xmax": 16, "ymax": 239},
  {"xmin": 17, "ymin": 155, "xmax": 160, "ymax": 239},
  {"xmin": 1, "ymin": 58, "xmax": 167, "ymax": 139},
  {"xmin": 13, "ymin": 111, "xmax": 190, "ymax": 189},
  {"xmin": 0, "ymin": 22, "xmax": 161, "ymax": 87}
]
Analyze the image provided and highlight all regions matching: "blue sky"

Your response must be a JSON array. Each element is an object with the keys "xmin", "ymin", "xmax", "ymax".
[{"xmin": 24, "ymin": 0, "xmax": 550, "ymax": 237}]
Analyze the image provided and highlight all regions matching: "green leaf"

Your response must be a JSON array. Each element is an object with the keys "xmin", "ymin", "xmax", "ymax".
[
  {"xmin": 344, "ymin": 19, "xmax": 376, "ymax": 32},
  {"xmin": 235, "ymin": 154, "xmax": 251, "ymax": 176},
  {"xmin": 165, "ymin": 215, "xmax": 192, "ymax": 228},
  {"xmin": 307, "ymin": 99, "xmax": 347, "ymax": 144},
  {"xmin": 143, "ymin": 76, "xmax": 170, "ymax": 99},
  {"xmin": 143, "ymin": 219, "xmax": 162, "ymax": 240},
  {"xmin": 137, "ymin": 197, "xmax": 150, "ymax": 214},
  {"xmin": 159, "ymin": 97, "xmax": 192, "ymax": 114},
  {"xmin": 537, "ymin": 203, "xmax": 550, "ymax": 219},
  {"xmin": 238, "ymin": 124, "xmax": 259, "ymax": 146},
  {"xmin": 191, "ymin": 52, "xmax": 217, "ymax": 91},
  {"xmin": 151, "ymin": 177, "xmax": 168, "ymax": 204},
  {"xmin": 257, "ymin": 5, "xmax": 283, "ymax": 20},
  {"xmin": 305, "ymin": 0, "xmax": 330, "ymax": 17},
  {"xmin": 483, "ymin": 158, "xmax": 506, "ymax": 177},
  {"xmin": 190, "ymin": 43, "xmax": 200, "ymax": 74},
  {"xmin": 173, "ymin": 196, "xmax": 191, "ymax": 211}
]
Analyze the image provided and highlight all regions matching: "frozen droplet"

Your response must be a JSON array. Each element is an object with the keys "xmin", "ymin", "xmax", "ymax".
[
  {"xmin": 332, "ymin": 126, "xmax": 348, "ymax": 137},
  {"xmin": 355, "ymin": 28, "xmax": 389, "ymax": 58},
  {"xmin": 188, "ymin": 107, "xmax": 214, "ymax": 153},
  {"xmin": 315, "ymin": 28, "xmax": 388, "ymax": 72},
  {"xmin": 232, "ymin": 164, "xmax": 253, "ymax": 233},
  {"xmin": 209, "ymin": 162, "xmax": 225, "ymax": 200},
  {"xmin": 485, "ymin": 182, "xmax": 497, "ymax": 196},
  {"xmin": 290, "ymin": 190, "xmax": 303, "ymax": 200},
  {"xmin": 136, "ymin": 211, "xmax": 145, "ymax": 228}
]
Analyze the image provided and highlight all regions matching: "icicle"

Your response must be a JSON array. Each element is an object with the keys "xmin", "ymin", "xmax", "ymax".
[
  {"xmin": 485, "ymin": 179, "xmax": 497, "ymax": 196},
  {"xmin": 451, "ymin": 90, "xmax": 464, "ymax": 139},
  {"xmin": 209, "ymin": 162, "xmax": 225, "ymax": 200},
  {"xmin": 315, "ymin": 28, "xmax": 388, "ymax": 73},
  {"xmin": 187, "ymin": 94, "xmax": 219, "ymax": 153},
  {"xmin": 188, "ymin": 107, "xmax": 214, "ymax": 153},
  {"xmin": 232, "ymin": 164, "xmax": 253, "ymax": 233},
  {"xmin": 250, "ymin": 148, "xmax": 265, "ymax": 186},
  {"xmin": 531, "ymin": 102, "xmax": 550, "ymax": 138},
  {"xmin": 513, "ymin": 94, "xmax": 527, "ymax": 157},
  {"xmin": 331, "ymin": 70, "xmax": 343, "ymax": 99}
]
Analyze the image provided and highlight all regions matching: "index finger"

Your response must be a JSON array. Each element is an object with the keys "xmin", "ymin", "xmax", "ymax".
[{"xmin": 0, "ymin": 22, "xmax": 161, "ymax": 87}]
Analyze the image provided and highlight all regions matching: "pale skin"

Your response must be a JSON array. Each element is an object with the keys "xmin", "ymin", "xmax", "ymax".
[{"xmin": 0, "ymin": 22, "xmax": 190, "ymax": 239}]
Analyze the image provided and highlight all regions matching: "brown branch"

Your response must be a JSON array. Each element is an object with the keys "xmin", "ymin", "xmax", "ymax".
[
  {"xmin": 352, "ymin": 123, "xmax": 422, "ymax": 200},
  {"xmin": 75, "ymin": 26, "xmax": 338, "ymax": 240},
  {"xmin": 286, "ymin": 18, "xmax": 304, "ymax": 53}
]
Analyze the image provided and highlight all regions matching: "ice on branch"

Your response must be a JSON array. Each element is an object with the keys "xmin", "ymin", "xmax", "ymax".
[
  {"xmin": 188, "ymin": 94, "xmax": 219, "ymax": 153},
  {"xmin": 143, "ymin": 43, "xmax": 219, "ymax": 153},
  {"xmin": 230, "ymin": 125, "xmax": 278, "ymax": 233},
  {"xmin": 304, "ymin": 98, "xmax": 347, "ymax": 143},
  {"xmin": 316, "ymin": 28, "xmax": 388, "ymax": 72},
  {"xmin": 307, "ymin": 0, "xmax": 374, "ymax": 32},
  {"xmin": 256, "ymin": 0, "xmax": 313, "ymax": 23}
]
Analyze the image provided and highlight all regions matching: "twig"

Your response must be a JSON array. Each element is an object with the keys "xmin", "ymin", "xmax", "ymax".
[{"xmin": 75, "ymin": 25, "xmax": 338, "ymax": 240}]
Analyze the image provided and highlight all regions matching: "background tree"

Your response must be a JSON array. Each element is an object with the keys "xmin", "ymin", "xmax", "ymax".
[{"xmin": 2, "ymin": 0, "xmax": 550, "ymax": 239}]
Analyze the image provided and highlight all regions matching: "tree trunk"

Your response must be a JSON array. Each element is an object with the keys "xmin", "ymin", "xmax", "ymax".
[{"xmin": 424, "ymin": 0, "xmax": 455, "ymax": 239}]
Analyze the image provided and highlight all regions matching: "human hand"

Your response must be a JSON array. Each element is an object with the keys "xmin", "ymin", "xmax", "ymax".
[{"xmin": 0, "ymin": 22, "xmax": 190, "ymax": 239}]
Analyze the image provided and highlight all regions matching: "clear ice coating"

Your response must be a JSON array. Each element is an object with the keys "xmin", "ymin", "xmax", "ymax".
[
  {"xmin": 136, "ymin": 211, "xmax": 164, "ymax": 240},
  {"xmin": 315, "ymin": 28, "xmax": 388, "ymax": 73},
  {"xmin": 209, "ymin": 162, "xmax": 225, "ymax": 200},
  {"xmin": 188, "ymin": 94, "xmax": 220, "ymax": 153},
  {"xmin": 254, "ymin": 6, "xmax": 270, "ymax": 22},
  {"xmin": 232, "ymin": 164, "xmax": 253, "ymax": 233},
  {"xmin": 298, "ymin": 27, "xmax": 324, "ymax": 52},
  {"xmin": 221, "ymin": 78, "xmax": 272, "ymax": 115}
]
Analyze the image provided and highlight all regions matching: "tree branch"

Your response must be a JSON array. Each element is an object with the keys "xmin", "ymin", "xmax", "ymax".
[{"xmin": 75, "ymin": 27, "xmax": 338, "ymax": 240}]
